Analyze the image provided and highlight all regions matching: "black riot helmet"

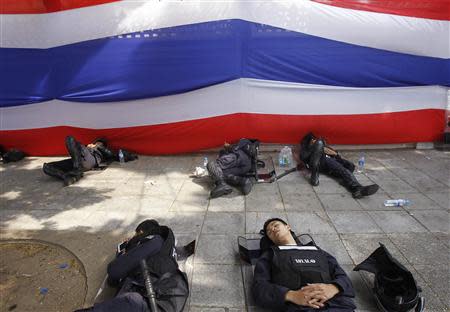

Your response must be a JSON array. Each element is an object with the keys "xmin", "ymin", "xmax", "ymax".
[{"xmin": 354, "ymin": 243, "xmax": 424, "ymax": 312}]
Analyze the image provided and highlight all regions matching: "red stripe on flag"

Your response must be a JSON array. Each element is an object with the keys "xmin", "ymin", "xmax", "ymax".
[
  {"xmin": 3, "ymin": 0, "xmax": 449, "ymax": 19},
  {"xmin": 312, "ymin": 0, "xmax": 450, "ymax": 21},
  {"xmin": 0, "ymin": 0, "xmax": 119, "ymax": 14},
  {"xmin": 0, "ymin": 109, "xmax": 445, "ymax": 156}
]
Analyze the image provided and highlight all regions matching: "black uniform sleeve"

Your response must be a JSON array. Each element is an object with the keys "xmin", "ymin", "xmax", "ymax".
[
  {"xmin": 107, "ymin": 235, "xmax": 164, "ymax": 285},
  {"xmin": 252, "ymin": 251, "xmax": 290, "ymax": 311},
  {"xmin": 324, "ymin": 251, "xmax": 355, "ymax": 297},
  {"xmin": 96, "ymin": 145, "xmax": 116, "ymax": 162}
]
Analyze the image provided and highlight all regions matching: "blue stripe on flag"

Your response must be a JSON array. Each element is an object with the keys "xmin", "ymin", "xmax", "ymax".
[{"xmin": 1, "ymin": 19, "xmax": 448, "ymax": 107}]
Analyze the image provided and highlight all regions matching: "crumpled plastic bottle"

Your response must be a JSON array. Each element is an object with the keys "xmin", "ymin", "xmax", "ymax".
[{"xmin": 384, "ymin": 199, "xmax": 411, "ymax": 207}]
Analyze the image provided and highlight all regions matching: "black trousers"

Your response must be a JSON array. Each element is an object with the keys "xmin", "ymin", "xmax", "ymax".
[
  {"xmin": 46, "ymin": 158, "xmax": 74, "ymax": 173},
  {"xmin": 320, "ymin": 156, "xmax": 361, "ymax": 192}
]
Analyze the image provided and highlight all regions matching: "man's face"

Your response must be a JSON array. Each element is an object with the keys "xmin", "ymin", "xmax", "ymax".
[
  {"xmin": 95, "ymin": 141, "xmax": 105, "ymax": 148},
  {"xmin": 266, "ymin": 220, "xmax": 292, "ymax": 245},
  {"xmin": 88, "ymin": 141, "xmax": 104, "ymax": 149}
]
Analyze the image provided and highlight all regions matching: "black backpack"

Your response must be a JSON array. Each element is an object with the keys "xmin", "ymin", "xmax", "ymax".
[
  {"xmin": 1, "ymin": 148, "xmax": 26, "ymax": 163},
  {"xmin": 233, "ymin": 138, "xmax": 265, "ymax": 178}
]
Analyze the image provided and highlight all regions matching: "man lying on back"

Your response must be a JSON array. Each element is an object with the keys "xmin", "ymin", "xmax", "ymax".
[{"xmin": 252, "ymin": 218, "xmax": 356, "ymax": 311}]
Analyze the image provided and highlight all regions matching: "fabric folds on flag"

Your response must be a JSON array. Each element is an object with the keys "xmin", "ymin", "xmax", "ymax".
[{"xmin": 1, "ymin": 0, "xmax": 448, "ymax": 154}]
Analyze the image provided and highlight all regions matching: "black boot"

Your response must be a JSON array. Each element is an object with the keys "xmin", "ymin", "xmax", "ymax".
[
  {"xmin": 207, "ymin": 161, "xmax": 232, "ymax": 198},
  {"xmin": 65, "ymin": 136, "xmax": 83, "ymax": 171},
  {"xmin": 309, "ymin": 139, "xmax": 324, "ymax": 186},
  {"xmin": 225, "ymin": 175, "xmax": 253, "ymax": 195},
  {"xmin": 352, "ymin": 184, "xmax": 379, "ymax": 199},
  {"xmin": 43, "ymin": 163, "xmax": 83, "ymax": 186},
  {"xmin": 43, "ymin": 163, "xmax": 66, "ymax": 180},
  {"xmin": 63, "ymin": 170, "xmax": 83, "ymax": 186}
]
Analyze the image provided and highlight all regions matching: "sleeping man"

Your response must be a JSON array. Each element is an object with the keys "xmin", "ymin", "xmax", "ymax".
[{"xmin": 252, "ymin": 218, "xmax": 356, "ymax": 311}]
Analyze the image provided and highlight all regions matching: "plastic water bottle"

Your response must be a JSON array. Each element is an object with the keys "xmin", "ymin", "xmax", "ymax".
[
  {"xmin": 286, "ymin": 147, "xmax": 293, "ymax": 166},
  {"xmin": 118, "ymin": 149, "xmax": 125, "ymax": 164},
  {"xmin": 384, "ymin": 199, "xmax": 411, "ymax": 207},
  {"xmin": 279, "ymin": 146, "xmax": 293, "ymax": 167},
  {"xmin": 203, "ymin": 157, "xmax": 208, "ymax": 168},
  {"xmin": 357, "ymin": 153, "xmax": 365, "ymax": 173},
  {"xmin": 278, "ymin": 148, "xmax": 284, "ymax": 167}
]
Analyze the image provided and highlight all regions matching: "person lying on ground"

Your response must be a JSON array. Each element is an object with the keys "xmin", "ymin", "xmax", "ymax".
[
  {"xmin": 252, "ymin": 218, "xmax": 356, "ymax": 312},
  {"xmin": 0, "ymin": 145, "xmax": 26, "ymax": 163},
  {"xmin": 297, "ymin": 132, "xmax": 378, "ymax": 199},
  {"xmin": 207, "ymin": 138, "xmax": 258, "ymax": 198},
  {"xmin": 74, "ymin": 219, "xmax": 189, "ymax": 312},
  {"xmin": 43, "ymin": 136, "xmax": 137, "ymax": 186}
]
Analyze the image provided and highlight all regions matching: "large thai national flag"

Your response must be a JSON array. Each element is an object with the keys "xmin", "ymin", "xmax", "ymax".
[{"xmin": 0, "ymin": 0, "xmax": 448, "ymax": 155}]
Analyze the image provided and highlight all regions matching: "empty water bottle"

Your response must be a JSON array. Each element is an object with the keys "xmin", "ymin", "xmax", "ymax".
[
  {"xmin": 203, "ymin": 157, "xmax": 208, "ymax": 168},
  {"xmin": 118, "ymin": 149, "xmax": 125, "ymax": 164},
  {"xmin": 384, "ymin": 199, "xmax": 411, "ymax": 207},
  {"xmin": 286, "ymin": 147, "xmax": 293, "ymax": 166},
  {"xmin": 278, "ymin": 149, "xmax": 284, "ymax": 167},
  {"xmin": 279, "ymin": 146, "xmax": 293, "ymax": 167},
  {"xmin": 357, "ymin": 153, "xmax": 365, "ymax": 173}
]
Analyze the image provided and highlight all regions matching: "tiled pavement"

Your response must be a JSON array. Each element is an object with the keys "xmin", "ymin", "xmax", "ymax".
[{"xmin": 0, "ymin": 149, "xmax": 449, "ymax": 311}]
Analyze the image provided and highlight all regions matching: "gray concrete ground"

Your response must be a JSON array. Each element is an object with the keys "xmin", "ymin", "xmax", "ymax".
[{"xmin": 1, "ymin": 148, "xmax": 449, "ymax": 312}]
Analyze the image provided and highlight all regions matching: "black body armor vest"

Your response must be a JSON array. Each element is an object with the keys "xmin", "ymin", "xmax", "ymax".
[{"xmin": 271, "ymin": 245, "xmax": 331, "ymax": 290}]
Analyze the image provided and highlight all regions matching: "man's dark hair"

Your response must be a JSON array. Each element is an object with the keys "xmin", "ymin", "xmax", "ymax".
[
  {"xmin": 260, "ymin": 218, "xmax": 302, "ymax": 250},
  {"xmin": 262, "ymin": 218, "xmax": 288, "ymax": 235},
  {"xmin": 136, "ymin": 219, "xmax": 160, "ymax": 234},
  {"xmin": 92, "ymin": 137, "xmax": 108, "ymax": 146},
  {"xmin": 125, "ymin": 219, "xmax": 161, "ymax": 252}
]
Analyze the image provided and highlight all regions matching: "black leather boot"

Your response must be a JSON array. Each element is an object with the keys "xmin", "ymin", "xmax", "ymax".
[
  {"xmin": 65, "ymin": 136, "xmax": 83, "ymax": 171},
  {"xmin": 63, "ymin": 170, "xmax": 84, "ymax": 186},
  {"xmin": 352, "ymin": 184, "xmax": 379, "ymax": 199},
  {"xmin": 309, "ymin": 139, "xmax": 324, "ymax": 186},
  {"xmin": 225, "ymin": 175, "xmax": 253, "ymax": 195},
  {"xmin": 207, "ymin": 161, "xmax": 232, "ymax": 198},
  {"xmin": 43, "ymin": 163, "xmax": 66, "ymax": 179},
  {"xmin": 43, "ymin": 163, "xmax": 83, "ymax": 186}
]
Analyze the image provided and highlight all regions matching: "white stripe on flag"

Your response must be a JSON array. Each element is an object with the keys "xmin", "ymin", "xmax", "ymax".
[
  {"xmin": 1, "ymin": 79, "xmax": 446, "ymax": 131},
  {"xmin": 1, "ymin": 0, "xmax": 448, "ymax": 58}
]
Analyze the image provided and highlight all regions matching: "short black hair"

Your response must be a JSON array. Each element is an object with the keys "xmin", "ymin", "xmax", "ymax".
[
  {"xmin": 260, "ymin": 218, "xmax": 301, "ymax": 249},
  {"xmin": 262, "ymin": 218, "xmax": 288, "ymax": 235},
  {"xmin": 92, "ymin": 137, "xmax": 108, "ymax": 146},
  {"xmin": 135, "ymin": 219, "xmax": 159, "ymax": 234}
]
